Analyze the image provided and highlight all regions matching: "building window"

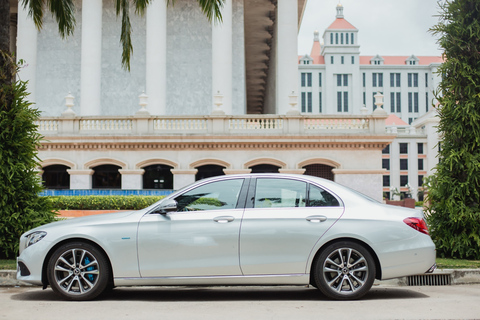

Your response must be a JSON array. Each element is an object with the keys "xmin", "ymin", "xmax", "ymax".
[
  {"xmin": 341, "ymin": 56, "xmax": 344, "ymax": 64},
  {"xmin": 337, "ymin": 74, "xmax": 348, "ymax": 86},
  {"xmin": 346, "ymin": 33, "xmax": 349, "ymax": 44},
  {"xmin": 319, "ymin": 92, "xmax": 322, "ymax": 113},
  {"xmin": 426, "ymin": 92, "xmax": 429, "ymax": 112},
  {"xmin": 335, "ymin": 33, "xmax": 338, "ymax": 44},
  {"xmin": 307, "ymin": 92, "xmax": 312, "ymax": 112},
  {"xmin": 362, "ymin": 73, "xmax": 366, "ymax": 87},
  {"xmin": 382, "ymin": 145, "xmax": 390, "ymax": 154},
  {"xmin": 400, "ymin": 159, "xmax": 408, "ymax": 170},
  {"xmin": 414, "ymin": 73, "xmax": 418, "ymax": 87},
  {"xmin": 418, "ymin": 143, "xmax": 424, "ymax": 154},
  {"xmin": 363, "ymin": 92, "xmax": 366, "ymax": 106},
  {"xmin": 382, "ymin": 159, "xmax": 390, "ymax": 170},
  {"xmin": 302, "ymin": 73, "xmax": 311, "ymax": 87},
  {"xmin": 303, "ymin": 164, "xmax": 334, "ymax": 181},
  {"xmin": 399, "ymin": 143, "xmax": 408, "ymax": 154},
  {"xmin": 408, "ymin": 92, "xmax": 413, "ymax": 112},
  {"xmin": 351, "ymin": 56, "xmax": 354, "ymax": 64},
  {"xmin": 301, "ymin": 92, "xmax": 306, "ymax": 112},
  {"xmin": 414, "ymin": 92, "xmax": 419, "ymax": 112},
  {"xmin": 408, "ymin": 118, "xmax": 413, "ymax": 125},
  {"xmin": 378, "ymin": 73, "xmax": 383, "ymax": 87},
  {"xmin": 250, "ymin": 164, "xmax": 280, "ymax": 173},
  {"xmin": 319, "ymin": 73, "xmax": 322, "ymax": 87},
  {"xmin": 344, "ymin": 92, "xmax": 348, "ymax": 112},
  {"xmin": 372, "ymin": 73, "xmax": 383, "ymax": 87},
  {"xmin": 330, "ymin": 33, "xmax": 333, "ymax": 44},
  {"xmin": 383, "ymin": 175, "xmax": 390, "ymax": 187},
  {"xmin": 331, "ymin": 56, "xmax": 334, "ymax": 64},
  {"xmin": 372, "ymin": 73, "xmax": 377, "ymax": 87},
  {"xmin": 337, "ymin": 92, "xmax": 342, "ymax": 112},
  {"xmin": 337, "ymin": 74, "xmax": 342, "ymax": 86},
  {"xmin": 351, "ymin": 33, "xmax": 354, "ymax": 44},
  {"xmin": 390, "ymin": 73, "xmax": 395, "ymax": 87},
  {"xmin": 418, "ymin": 175, "xmax": 424, "ymax": 187},
  {"xmin": 396, "ymin": 92, "xmax": 401, "ymax": 112},
  {"xmin": 396, "ymin": 73, "xmax": 401, "ymax": 87},
  {"xmin": 307, "ymin": 73, "xmax": 312, "ymax": 87},
  {"xmin": 400, "ymin": 175, "xmax": 409, "ymax": 186},
  {"xmin": 425, "ymin": 73, "xmax": 428, "ymax": 87},
  {"xmin": 343, "ymin": 74, "xmax": 348, "ymax": 86},
  {"xmin": 418, "ymin": 158, "xmax": 424, "ymax": 171},
  {"xmin": 341, "ymin": 33, "xmax": 344, "ymax": 44},
  {"xmin": 390, "ymin": 92, "xmax": 395, "ymax": 113}
]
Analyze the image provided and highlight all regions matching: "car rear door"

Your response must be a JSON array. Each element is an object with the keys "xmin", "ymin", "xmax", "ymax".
[{"xmin": 239, "ymin": 177, "xmax": 344, "ymax": 275}]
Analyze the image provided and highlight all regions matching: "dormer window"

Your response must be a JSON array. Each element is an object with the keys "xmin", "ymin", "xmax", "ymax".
[
  {"xmin": 299, "ymin": 54, "xmax": 314, "ymax": 66},
  {"xmin": 370, "ymin": 55, "xmax": 384, "ymax": 65},
  {"xmin": 406, "ymin": 55, "xmax": 419, "ymax": 65}
]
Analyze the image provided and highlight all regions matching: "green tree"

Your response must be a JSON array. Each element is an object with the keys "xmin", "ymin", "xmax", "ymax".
[
  {"xmin": 426, "ymin": 0, "xmax": 480, "ymax": 259},
  {"xmin": 0, "ymin": 0, "xmax": 224, "ymax": 257}
]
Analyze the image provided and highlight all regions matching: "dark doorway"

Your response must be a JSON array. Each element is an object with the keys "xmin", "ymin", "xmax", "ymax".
[
  {"xmin": 92, "ymin": 165, "xmax": 121, "ymax": 189},
  {"xmin": 195, "ymin": 165, "xmax": 225, "ymax": 181},
  {"xmin": 249, "ymin": 164, "xmax": 280, "ymax": 173},
  {"xmin": 42, "ymin": 165, "xmax": 70, "ymax": 189},
  {"xmin": 143, "ymin": 164, "xmax": 173, "ymax": 189},
  {"xmin": 303, "ymin": 164, "xmax": 335, "ymax": 181}
]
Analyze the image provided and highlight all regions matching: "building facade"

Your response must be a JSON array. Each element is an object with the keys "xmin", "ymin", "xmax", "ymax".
[
  {"xmin": 9, "ymin": 0, "xmax": 399, "ymax": 201},
  {"xmin": 298, "ymin": 4, "xmax": 442, "ymax": 200}
]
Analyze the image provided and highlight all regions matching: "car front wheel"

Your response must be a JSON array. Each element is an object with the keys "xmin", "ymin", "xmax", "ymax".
[
  {"xmin": 47, "ymin": 241, "xmax": 110, "ymax": 300},
  {"xmin": 313, "ymin": 241, "xmax": 376, "ymax": 300}
]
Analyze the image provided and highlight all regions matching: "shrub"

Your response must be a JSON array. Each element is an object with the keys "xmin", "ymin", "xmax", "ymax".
[
  {"xmin": 0, "ymin": 54, "xmax": 56, "ymax": 258},
  {"xmin": 49, "ymin": 196, "xmax": 165, "ymax": 210}
]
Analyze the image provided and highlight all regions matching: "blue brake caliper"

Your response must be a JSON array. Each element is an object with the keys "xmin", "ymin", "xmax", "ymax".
[{"xmin": 83, "ymin": 256, "xmax": 95, "ymax": 282}]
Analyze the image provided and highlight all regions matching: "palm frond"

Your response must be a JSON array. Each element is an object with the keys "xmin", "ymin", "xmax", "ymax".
[
  {"xmin": 196, "ymin": 0, "xmax": 224, "ymax": 23},
  {"xmin": 133, "ymin": 0, "xmax": 150, "ymax": 15},
  {"xmin": 22, "ymin": 0, "xmax": 44, "ymax": 31},
  {"xmin": 47, "ymin": 0, "xmax": 76, "ymax": 38},
  {"xmin": 115, "ymin": 0, "xmax": 133, "ymax": 71}
]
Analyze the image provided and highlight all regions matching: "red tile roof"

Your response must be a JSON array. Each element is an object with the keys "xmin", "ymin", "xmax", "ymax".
[
  {"xmin": 327, "ymin": 18, "xmax": 356, "ymax": 30},
  {"xmin": 386, "ymin": 114, "xmax": 408, "ymax": 126}
]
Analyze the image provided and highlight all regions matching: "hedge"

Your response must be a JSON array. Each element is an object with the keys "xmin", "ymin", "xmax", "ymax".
[{"xmin": 48, "ymin": 196, "xmax": 165, "ymax": 210}]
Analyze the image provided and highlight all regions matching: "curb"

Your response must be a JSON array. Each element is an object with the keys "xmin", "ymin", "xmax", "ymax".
[{"xmin": 2, "ymin": 269, "xmax": 480, "ymax": 288}]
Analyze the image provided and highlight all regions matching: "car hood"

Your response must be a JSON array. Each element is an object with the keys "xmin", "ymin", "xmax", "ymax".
[{"xmin": 24, "ymin": 210, "xmax": 141, "ymax": 235}]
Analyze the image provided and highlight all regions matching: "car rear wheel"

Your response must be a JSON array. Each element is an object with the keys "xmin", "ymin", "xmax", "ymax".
[
  {"xmin": 313, "ymin": 241, "xmax": 375, "ymax": 300},
  {"xmin": 47, "ymin": 241, "xmax": 110, "ymax": 300}
]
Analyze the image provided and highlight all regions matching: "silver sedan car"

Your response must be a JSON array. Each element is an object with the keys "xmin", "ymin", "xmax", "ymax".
[{"xmin": 17, "ymin": 174, "xmax": 436, "ymax": 300}]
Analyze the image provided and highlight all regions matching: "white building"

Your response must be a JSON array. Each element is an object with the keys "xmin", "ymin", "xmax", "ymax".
[
  {"xmin": 298, "ymin": 4, "xmax": 443, "ymax": 200},
  {"xmin": 9, "ymin": 0, "xmax": 395, "ymax": 201}
]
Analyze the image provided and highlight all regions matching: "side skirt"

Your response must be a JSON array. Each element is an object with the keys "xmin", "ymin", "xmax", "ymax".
[{"xmin": 114, "ymin": 274, "xmax": 310, "ymax": 287}]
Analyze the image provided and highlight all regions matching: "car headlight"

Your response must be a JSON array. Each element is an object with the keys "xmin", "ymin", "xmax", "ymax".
[{"xmin": 25, "ymin": 231, "xmax": 47, "ymax": 248}]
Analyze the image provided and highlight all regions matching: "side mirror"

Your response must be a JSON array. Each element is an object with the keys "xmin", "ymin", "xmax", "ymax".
[{"xmin": 152, "ymin": 199, "xmax": 178, "ymax": 214}]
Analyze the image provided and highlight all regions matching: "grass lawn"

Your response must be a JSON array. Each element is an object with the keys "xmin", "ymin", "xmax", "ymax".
[{"xmin": 1, "ymin": 258, "xmax": 480, "ymax": 271}]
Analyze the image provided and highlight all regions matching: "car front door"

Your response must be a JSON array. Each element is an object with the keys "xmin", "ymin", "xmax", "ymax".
[
  {"xmin": 239, "ymin": 177, "xmax": 344, "ymax": 275},
  {"xmin": 137, "ymin": 178, "xmax": 247, "ymax": 277}
]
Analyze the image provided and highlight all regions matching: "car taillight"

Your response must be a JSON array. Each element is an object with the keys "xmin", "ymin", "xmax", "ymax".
[{"xmin": 403, "ymin": 217, "xmax": 429, "ymax": 235}]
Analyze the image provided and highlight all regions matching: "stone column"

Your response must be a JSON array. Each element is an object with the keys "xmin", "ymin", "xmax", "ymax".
[
  {"xmin": 119, "ymin": 169, "xmax": 145, "ymax": 190},
  {"xmin": 171, "ymin": 169, "xmax": 198, "ymax": 190},
  {"xmin": 212, "ymin": 0, "xmax": 232, "ymax": 114},
  {"xmin": 146, "ymin": 0, "xmax": 167, "ymax": 115},
  {"xmin": 67, "ymin": 170, "xmax": 94, "ymax": 189},
  {"xmin": 276, "ymin": 0, "xmax": 298, "ymax": 114},
  {"xmin": 80, "ymin": 0, "xmax": 102, "ymax": 115},
  {"xmin": 16, "ymin": 4, "xmax": 37, "ymax": 103}
]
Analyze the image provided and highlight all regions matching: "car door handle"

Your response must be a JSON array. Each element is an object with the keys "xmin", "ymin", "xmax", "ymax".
[
  {"xmin": 306, "ymin": 215, "xmax": 327, "ymax": 223},
  {"xmin": 213, "ymin": 216, "xmax": 235, "ymax": 223}
]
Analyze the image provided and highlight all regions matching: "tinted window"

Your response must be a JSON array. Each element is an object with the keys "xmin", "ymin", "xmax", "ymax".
[
  {"xmin": 175, "ymin": 179, "xmax": 244, "ymax": 211},
  {"xmin": 308, "ymin": 184, "xmax": 340, "ymax": 207},
  {"xmin": 254, "ymin": 179, "xmax": 306, "ymax": 208}
]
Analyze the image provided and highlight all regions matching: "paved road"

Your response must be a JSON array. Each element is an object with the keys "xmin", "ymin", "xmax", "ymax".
[{"xmin": 1, "ymin": 284, "xmax": 479, "ymax": 320}]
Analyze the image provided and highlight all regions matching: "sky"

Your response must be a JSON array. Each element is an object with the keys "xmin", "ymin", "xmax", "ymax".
[{"xmin": 298, "ymin": 0, "xmax": 443, "ymax": 57}]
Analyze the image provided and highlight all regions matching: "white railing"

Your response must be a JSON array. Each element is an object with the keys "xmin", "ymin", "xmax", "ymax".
[
  {"xmin": 229, "ymin": 118, "xmax": 283, "ymax": 130},
  {"xmin": 35, "ymin": 119, "xmax": 59, "ymax": 131},
  {"xmin": 154, "ymin": 118, "xmax": 208, "ymax": 131},
  {"xmin": 304, "ymin": 118, "xmax": 369, "ymax": 130},
  {"xmin": 35, "ymin": 114, "xmax": 387, "ymax": 136},
  {"xmin": 80, "ymin": 119, "xmax": 133, "ymax": 131}
]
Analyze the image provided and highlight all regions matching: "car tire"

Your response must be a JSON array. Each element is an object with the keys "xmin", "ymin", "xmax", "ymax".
[
  {"xmin": 313, "ymin": 241, "xmax": 376, "ymax": 300},
  {"xmin": 47, "ymin": 241, "xmax": 110, "ymax": 301}
]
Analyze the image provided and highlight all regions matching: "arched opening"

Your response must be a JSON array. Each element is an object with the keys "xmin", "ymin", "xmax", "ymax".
[
  {"xmin": 42, "ymin": 165, "xmax": 70, "ymax": 189},
  {"xmin": 303, "ymin": 164, "xmax": 335, "ymax": 181},
  {"xmin": 249, "ymin": 164, "xmax": 280, "ymax": 173},
  {"xmin": 92, "ymin": 165, "xmax": 121, "ymax": 189},
  {"xmin": 195, "ymin": 165, "xmax": 225, "ymax": 181},
  {"xmin": 143, "ymin": 164, "xmax": 174, "ymax": 189}
]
